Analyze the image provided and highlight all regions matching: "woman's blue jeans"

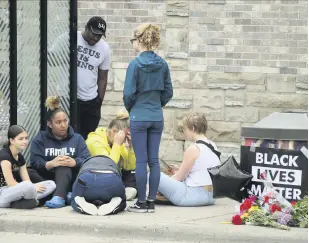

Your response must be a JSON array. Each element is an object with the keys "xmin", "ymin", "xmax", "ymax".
[
  {"xmin": 158, "ymin": 173, "xmax": 216, "ymax": 207},
  {"xmin": 130, "ymin": 120, "xmax": 164, "ymax": 201},
  {"xmin": 71, "ymin": 171, "xmax": 126, "ymax": 214}
]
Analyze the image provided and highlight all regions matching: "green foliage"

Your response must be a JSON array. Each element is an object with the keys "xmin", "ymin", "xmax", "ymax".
[
  {"xmin": 293, "ymin": 196, "xmax": 308, "ymax": 228},
  {"xmin": 248, "ymin": 210, "xmax": 291, "ymax": 231}
]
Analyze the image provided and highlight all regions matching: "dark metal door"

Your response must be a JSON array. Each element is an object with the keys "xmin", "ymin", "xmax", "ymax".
[{"xmin": 0, "ymin": 0, "xmax": 77, "ymax": 161}]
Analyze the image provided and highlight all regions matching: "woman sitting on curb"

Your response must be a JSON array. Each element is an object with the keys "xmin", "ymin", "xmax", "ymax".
[
  {"xmin": 85, "ymin": 111, "xmax": 137, "ymax": 200},
  {"xmin": 30, "ymin": 96, "xmax": 90, "ymax": 208},
  {"xmin": 0, "ymin": 125, "xmax": 55, "ymax": 209},
  {"xmin": 71, "ymin": 155, "xmax": 128, "ymax": 216},
  {"xmin": 156, "ymin": 112, "xmax": 220, "ymax": 207}
]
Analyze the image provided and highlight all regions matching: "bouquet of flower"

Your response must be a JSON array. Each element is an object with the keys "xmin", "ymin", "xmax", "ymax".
[{"xmin": 231, "ymin": 172, "xmax": 308, "ymax": 230}]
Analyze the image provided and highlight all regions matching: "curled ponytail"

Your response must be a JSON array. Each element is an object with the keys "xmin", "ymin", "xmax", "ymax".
[
  {"xmin": 45, "ymin": 96, "xmax": 66, "ymax": 121},
  {"xmin": 133, "ymin": 23, "xmax": 160, "ymax": 51}
]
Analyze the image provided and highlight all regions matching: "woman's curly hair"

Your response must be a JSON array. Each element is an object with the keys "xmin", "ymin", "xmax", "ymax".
[{"xmin": 134, "ymin": 23, "xmax": 160, "ymax": 51}]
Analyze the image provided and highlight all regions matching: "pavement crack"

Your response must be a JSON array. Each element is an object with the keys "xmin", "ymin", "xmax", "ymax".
[{"xmin": 182, "ymin": 213, "xmax": 234, "ymax": 224}]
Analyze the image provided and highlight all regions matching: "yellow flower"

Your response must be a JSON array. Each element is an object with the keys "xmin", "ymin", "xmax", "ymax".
[
  {"xmin": 248, "ymin": 206, "xmax": 259, "ymax": 213},
  {"xmin": 241, "ymin": 213, "xmax": 249, "ymax": 219}
]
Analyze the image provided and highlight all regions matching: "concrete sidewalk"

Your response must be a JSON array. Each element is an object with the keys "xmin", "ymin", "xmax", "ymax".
[{"xmin": 0, "ymin": 198, "xmax": 307, "ymax": 242}]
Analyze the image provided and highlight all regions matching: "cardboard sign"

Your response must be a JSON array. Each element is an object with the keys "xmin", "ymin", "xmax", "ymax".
[{"xmin": 240, "ymin": 146, "xmax": 308, "ymax": 201}]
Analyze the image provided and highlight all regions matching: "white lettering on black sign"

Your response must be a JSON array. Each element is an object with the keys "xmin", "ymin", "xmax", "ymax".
[
  {"xmin": 241, "ymin": 147, "xmax": 307, "ymax": 202},
  {"xmin": 252, "ymin": 166, "xmax": 302, "ymax": 186},
  {"xmin": 255, "ymin": 152, "xmax": 298, "ymax": 167},
  {"xmin": 250, "ymin": 184, "xmax": 302, "ymax": 200}
]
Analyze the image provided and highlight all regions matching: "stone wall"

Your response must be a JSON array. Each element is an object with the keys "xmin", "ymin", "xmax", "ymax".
[{"xmin": 78, "ymin": 0, "xmax": 308, "ymax": 163}]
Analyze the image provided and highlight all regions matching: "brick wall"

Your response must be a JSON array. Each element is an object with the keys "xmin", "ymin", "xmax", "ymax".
[{"xmin": 78, "ymin": 0, "xmax": 308, "ymax": 163}]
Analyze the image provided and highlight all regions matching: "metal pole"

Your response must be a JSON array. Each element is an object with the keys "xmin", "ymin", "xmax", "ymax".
[
  {"xmin": 69, "ymin": 0, "xmax": 78, "ymax": 131},
  {"xmin": 40, "ymin": 0, "xmax": 48, "ymax": 130},
  {"xmin": 9, "ymin": 0, "xmax": 17, "ymax": 126}
]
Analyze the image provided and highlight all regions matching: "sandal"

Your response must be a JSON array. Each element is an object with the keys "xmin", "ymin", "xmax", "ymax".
[{"xmin": 44, "ymin": 196, "xmax": 65, "ymax": 208}]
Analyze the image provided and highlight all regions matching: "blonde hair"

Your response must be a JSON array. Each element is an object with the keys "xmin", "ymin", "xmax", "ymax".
[
  {"xmin": 45, "ymin": 96, "xmax": 66, "ymax": 121},
  {"xmin": 107, "ymin": 110, "xmax": 130, "ymax": 131},
  {"xmin": 179, "ymin": 112, "xmax": 208, "ymax": 134},
  {"xmin": 134, "ymin": 23, "xmax": 160, "ymax": 51},
  {"xmin": 45, "ymin": 96, "xmax": 61, "ymax": 111}
]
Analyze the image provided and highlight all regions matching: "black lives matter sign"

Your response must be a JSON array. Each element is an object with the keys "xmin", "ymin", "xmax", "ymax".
[{"xmin": 241, "ymin": 146, "xmax": 308, "ymax": 201}]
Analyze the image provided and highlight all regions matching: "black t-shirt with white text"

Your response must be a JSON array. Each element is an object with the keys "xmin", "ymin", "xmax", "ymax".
[{"xmin": 0, "ymin": 148, "xmax": 26, "ymax": 187}]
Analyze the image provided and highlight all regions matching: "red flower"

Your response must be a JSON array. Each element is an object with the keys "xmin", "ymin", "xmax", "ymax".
[
  {"xmin": 240, "ymin": 204, "xmax": 245, "ymax": 212},
  {"xmin": 291, "ymin": 201, "xmax": 297, "ymax": 207},
  {"xmin": 270, "ymin": 204, "xmax": 281, "ymax": 213},
  {"xmin": 260, "ymin": 172, "xmax": 267, "ymax": 180},
  {"xmin": 232, "ymin": 215, "xmax": 243, "ymax": 225},
  {"xmin": 240, "ymin": 199, "xmax": 252, "ymax": 213},
  {"xmin": 263, "ymin": 196, "xmax": 270, "ymax": 204}
]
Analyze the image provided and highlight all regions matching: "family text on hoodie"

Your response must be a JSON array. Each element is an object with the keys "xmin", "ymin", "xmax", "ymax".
[{"xmin": 30, "ymin": 126, "xmax": 90, "ymax": 172}]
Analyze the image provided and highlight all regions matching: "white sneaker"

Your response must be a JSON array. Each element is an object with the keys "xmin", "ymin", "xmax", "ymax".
[
  {"xmin": 125, "ymin": 187, "xmax": 137, "ymax": 201},
  {"xmin": 98, "ymin": 197, "xmax": 122, "ymax": 216},
  {"xmin": 74, "ymin": 196, "xmax": 98, "ymax": 216}
]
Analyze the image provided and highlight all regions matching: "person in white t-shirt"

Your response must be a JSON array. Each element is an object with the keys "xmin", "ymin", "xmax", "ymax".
[
  {"xmin": 47, "ymin": 17, "xmax": 110, "ymax": 139},
  {"xmin": 77, "ymin": 17, "xmax": 110, "ymax": 139},
  {"xmin": 156, "ymin": 112, "xmax": 221, "ymax": 207}
]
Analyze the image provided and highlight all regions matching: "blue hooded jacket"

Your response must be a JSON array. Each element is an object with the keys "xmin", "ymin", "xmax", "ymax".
[
  {"xmin": 123, "ymin": 51, "xmax": 173, "ymax": 121},
  {"xmin": 30, "ymin": 126, "xmax": 90, "ymax": 172}
]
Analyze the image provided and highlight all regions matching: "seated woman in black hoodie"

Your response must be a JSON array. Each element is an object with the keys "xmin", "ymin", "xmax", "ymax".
[{"xmin": 30, "ymin": 96, "xmax": 90, "ymax": 208}]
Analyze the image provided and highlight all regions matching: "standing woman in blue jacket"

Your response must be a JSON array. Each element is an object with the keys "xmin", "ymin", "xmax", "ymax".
[
  {"xmin": 30, "ymin": 96, "xmax": 90, "ymax": 208},
  {"xmin": 123, "ymin": 23, "xmax": 173, "ymax": 213}
]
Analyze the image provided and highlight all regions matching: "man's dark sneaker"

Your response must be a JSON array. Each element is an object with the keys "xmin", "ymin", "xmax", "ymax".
[
  {"xmin": 127, "ymin": 200, "xmax": 147, "ymax": 213},
  {"xmin": 147, "ymin": 200, "xmax": 155, "ymax": 213}
]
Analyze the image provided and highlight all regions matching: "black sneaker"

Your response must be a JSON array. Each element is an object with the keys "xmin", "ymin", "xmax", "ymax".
[
  {"xmin": 10, "ymin": 199, "xmax": 38, "ymax": 209},
  {"xmin": 147, "ymin": 200, "xmax": 155, "ymax": 213},
  {"xmin": 127, "ymin": 201, "xmax": 147, "ymax": 213}
]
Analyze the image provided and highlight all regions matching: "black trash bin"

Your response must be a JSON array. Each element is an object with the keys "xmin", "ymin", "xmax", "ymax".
[{"xmin": 240, "ymin": 111, "xmax": 308, "ymax": 202}]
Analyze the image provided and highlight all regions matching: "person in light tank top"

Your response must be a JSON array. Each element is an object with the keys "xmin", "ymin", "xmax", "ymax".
[{"xmin": 157, "ymin": 112, "xmax": 220, "ymax": 207}]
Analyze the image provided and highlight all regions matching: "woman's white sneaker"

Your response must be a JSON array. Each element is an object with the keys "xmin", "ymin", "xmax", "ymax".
[
  {"xmin": 98, "ymin": 197, "xmax": 122, "ymax": 216},
  {"xmin": 74, "ymin": 196, "xmax": 98, "ymax": 216},
  {"xmin": 125, "ymin": 187, "xmax": 137, "ymax": 201}
]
